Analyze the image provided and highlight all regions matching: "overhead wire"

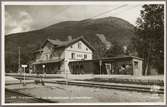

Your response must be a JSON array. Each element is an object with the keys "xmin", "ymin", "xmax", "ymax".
[
  {"xmin": 88, "ymin": 4, "xmax": 128, "ymax": 19},
  {"xmin": 110, "ymin": 4, "xmax": 142, "ymax": 16},
  {"xmin": 46, "ymin": 4, "xmax": 142, "ymax": 24}
]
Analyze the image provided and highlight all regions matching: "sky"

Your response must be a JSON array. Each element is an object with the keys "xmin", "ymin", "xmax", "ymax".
[{"xmin": 5, "ymin": 3, "xmax": 144, "ymax": 35}]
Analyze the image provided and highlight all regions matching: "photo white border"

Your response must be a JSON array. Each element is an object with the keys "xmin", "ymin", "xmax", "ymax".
[{"xmin": 1, "ymin": 1, "xmax": 166, "ymax": 106}]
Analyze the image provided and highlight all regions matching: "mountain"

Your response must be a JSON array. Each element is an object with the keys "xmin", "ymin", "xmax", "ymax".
[{"xmin": 5, "ymin": 16, "xmax": 136, "ymax": 72}]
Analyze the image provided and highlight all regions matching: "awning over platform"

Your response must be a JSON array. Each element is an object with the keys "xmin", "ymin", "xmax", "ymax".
[{"xmin": 32, "ymin": 59, "xmax": 64, "ymax": 65}]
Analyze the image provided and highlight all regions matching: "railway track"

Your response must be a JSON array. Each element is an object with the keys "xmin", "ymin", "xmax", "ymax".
[
  {"xmin": 6, "ymin": 76, "xmax": 164, "ymax": 94},
  {"xmin": 45, "ymin": 80, "xmax": 164, "ymax": 94}
]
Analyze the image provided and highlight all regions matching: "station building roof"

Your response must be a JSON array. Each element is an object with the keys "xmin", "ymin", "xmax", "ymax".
[
  {"xmin": 69, "ymin": 56, "xmax": 144, "ymax": 63},
  {"xmin": 33, "ymin": 36, "xmax": 96, "ymax": 53}
]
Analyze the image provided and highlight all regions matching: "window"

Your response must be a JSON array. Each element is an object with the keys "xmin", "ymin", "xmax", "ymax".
[
  {"xmin": 84, "ymin": 54, "xmax": 87, "ymax": 59},
  {"xmin": 70, "ymin": 45, "xmax": 73, "ymax": 48},
  {"xmin": 71, "ymin": 53, "xmax": 75, "ymax": 59},
  {"xmin": 86, "ymin": 48, "xmax": 88, "ymax": 51},
  {"xmin": 78, "ymin": 42, "xmax": 82, "ymax": 49},
  {"xmin": 134, "ymin": 61, "xmax": 138, "ymax": 69}
]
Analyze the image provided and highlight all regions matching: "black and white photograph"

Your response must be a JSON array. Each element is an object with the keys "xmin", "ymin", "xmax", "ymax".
[{"xmin": 1, "ymin": 1, "xmax": 166, "ymax": 105}]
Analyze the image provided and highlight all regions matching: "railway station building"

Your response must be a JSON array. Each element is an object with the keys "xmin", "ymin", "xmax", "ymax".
[{"xmin": 32, "ymin": 36, "xmax": 95, "ymax": 74}]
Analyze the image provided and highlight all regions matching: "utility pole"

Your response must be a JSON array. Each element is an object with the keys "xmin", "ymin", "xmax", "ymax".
[
  {"xmin": 18, "ymin": 47, "xmax": 22, "ymax": 85},
  {"xmin": 18, "ymin": 47, "xmax": 21, "ymax": 70},
  {"xmin": 65, "ymin": 60, "xmax": 68, "ymax": 87}
]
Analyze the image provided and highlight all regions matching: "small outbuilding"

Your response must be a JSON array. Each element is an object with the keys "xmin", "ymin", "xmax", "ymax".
[{"xmin": 69, "ymin": 56, "xmax": 143, "ymax": 76}]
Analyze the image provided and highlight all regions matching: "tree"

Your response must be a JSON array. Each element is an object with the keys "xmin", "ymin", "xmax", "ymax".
[
  {"xmin": 92, "ymin": 36, "xmax": 107, "ymax": 59},
  {"xmin": 132, "ymin": 4, "xmax": 164, "ymax": 75},
  {"xmin": 104, "ymin": 41, "xmax": 124, "ymax": 57}
]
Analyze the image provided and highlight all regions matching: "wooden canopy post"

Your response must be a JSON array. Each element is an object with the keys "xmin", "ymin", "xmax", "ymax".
[{"xmin": 99, "ymin": 60, "xmax": 102, "ymax": 75}]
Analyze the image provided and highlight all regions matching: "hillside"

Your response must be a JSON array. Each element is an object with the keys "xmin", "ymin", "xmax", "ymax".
[{"xmin": 5, "ymin": 16, "xmax": 135, "ymax": 72}]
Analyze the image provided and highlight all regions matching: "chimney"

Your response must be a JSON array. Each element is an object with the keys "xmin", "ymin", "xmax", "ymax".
[{"xmin": 68, "ymin": 35, "xmax": 72, "ymax": 41}]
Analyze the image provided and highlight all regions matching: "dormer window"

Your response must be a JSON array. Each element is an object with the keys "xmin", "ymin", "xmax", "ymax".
[
  {"xmin": 78, "ymin": 42, "xmax": 82, "ymax": 49},
  {"xmin": 45, "ymin": 54, "xmax": 50, "ymax": 60}
]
